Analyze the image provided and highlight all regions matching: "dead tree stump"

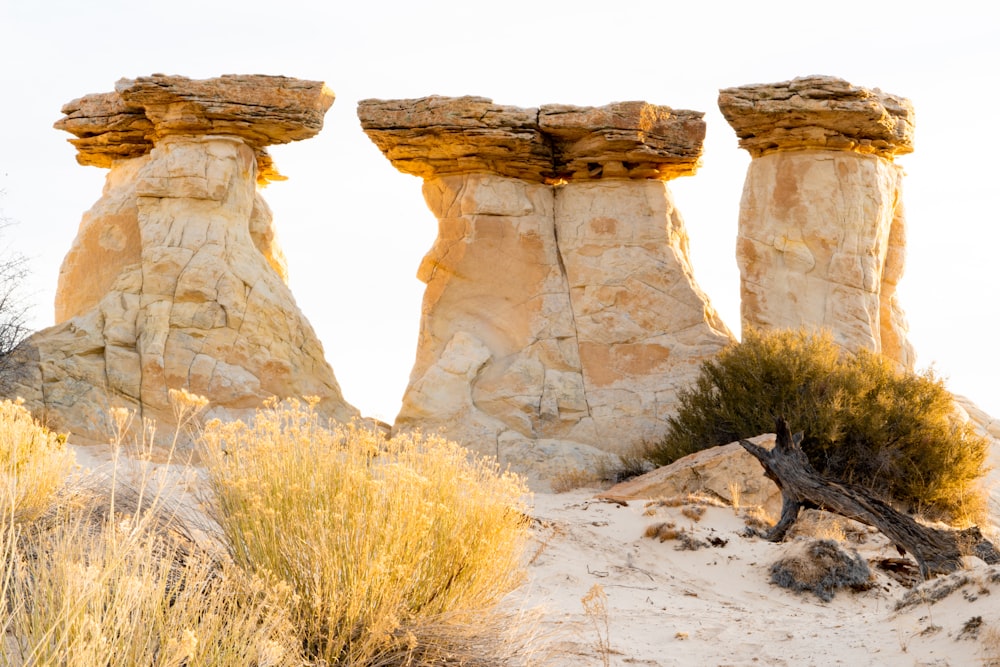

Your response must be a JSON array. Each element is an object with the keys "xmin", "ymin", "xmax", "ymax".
[{"xmin": 739, "ymin": 417, "xmax": 999, "ymax": 579}]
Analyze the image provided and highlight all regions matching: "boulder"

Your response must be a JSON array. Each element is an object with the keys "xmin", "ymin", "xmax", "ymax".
[{"xmin": 599, "ymin": 435, "xmax": 782, "ymax": 517}]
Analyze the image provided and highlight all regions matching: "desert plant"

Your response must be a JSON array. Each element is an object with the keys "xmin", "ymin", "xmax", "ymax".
[
  {"xmin": 1, "ymin": 400, "xmax": 302, "ymax": 667},
  {"xmin": 650, "ymin": 328, "xmax": 988, "ymax": 522},
  {"xmin": 0, "ymin": 398, "xmax": 72, "ymax": 523},
  {"xmin": 199, "ymin": 399, "xmax": 531, "ymax": 666},
  {"xmin": 769, "ymin": 539, "xmax": 873, "ymax": 602},
  {"xmin": 3, "ymin": 489, "xmax": 302, "ymax": 666},
  {"xmin": 580, "ymin": 584, "xmax": 611, "ymax": 667}
]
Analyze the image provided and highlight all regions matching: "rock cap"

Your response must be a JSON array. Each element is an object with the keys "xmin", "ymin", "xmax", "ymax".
[
  {"xmin": 718, "ymin": 75, "xmax": 914, "ymax": 158},
  {"xmin": 56, "ymin": 74, "xmax": 335, "ymax": 183},
  {"xmin": 358, "ymin": 96, "xmax": 704, "ymax": 183}
]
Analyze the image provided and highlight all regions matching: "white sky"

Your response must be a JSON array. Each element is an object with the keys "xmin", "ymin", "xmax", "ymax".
[{"xmin": 1, "ymin": 1, "xmax": 997, "ymax": 422}]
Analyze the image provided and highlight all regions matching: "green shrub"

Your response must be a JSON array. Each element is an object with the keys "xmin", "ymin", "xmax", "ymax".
[
  {"xmin": 650, "ymin": 328, "xmax": 988, "ymax": 523},
  {"xmin": 199, "ymin": 399, "xmax": 531, "ymax": 666}
]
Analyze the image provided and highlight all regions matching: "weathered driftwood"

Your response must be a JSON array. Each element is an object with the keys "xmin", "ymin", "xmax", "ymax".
[{"xmin": 739, "ymin": 418, "xmax": 1000, "ymax": 579}]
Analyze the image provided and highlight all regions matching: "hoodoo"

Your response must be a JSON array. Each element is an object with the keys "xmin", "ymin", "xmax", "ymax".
[
  {"xmin": 5, "ymin": 74, "xmax": 357, "ymax": 442},
  {"xmin": 360, "ymin": 96, "xmax": 732, "ymax": 479},
  {"xmin": 719, "ymin": 75, "xmax": 915, "ymax": 368}
]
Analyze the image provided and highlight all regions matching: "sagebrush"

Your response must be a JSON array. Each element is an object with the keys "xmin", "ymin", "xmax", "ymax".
[
  {"xmin": 2, "ymin": 395, "xmax": 535, "ymax": 666},
  {"xmin": 650, "ymin": 328, "xmax": 988, "ymax": 522},
  {"xmin": 200, "ymin": 399, "xmax": 531, "ymax": 665}
]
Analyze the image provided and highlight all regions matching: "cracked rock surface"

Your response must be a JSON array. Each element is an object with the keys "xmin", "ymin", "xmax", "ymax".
[
  {"xmin": 360, "ymin": 96, "xmax": 731, "ymax": 482},
  {"xmin": 4, "ymin": 76, "xmax": 355, "ymax": 445},
  {"xmin": 720, "ymin": 76, "xmax": 914, "ymax": 368}
]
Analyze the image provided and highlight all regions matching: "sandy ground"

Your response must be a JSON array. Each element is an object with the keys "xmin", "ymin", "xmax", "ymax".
[
  {"xmin": 66, "ymin": 445, "xmax": 1000, "ymax": 667},
  {"xmin": 519, "ymin": 490, "xmax": 1000, "ymax": 667}
]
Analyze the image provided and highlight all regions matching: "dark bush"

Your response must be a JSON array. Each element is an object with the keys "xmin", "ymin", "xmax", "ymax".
[
  {"xmin": 770, "ymin": 539, "xmax": 873, "ymax": 602},
  {"xmin": 650, "ymin": 328, "xmax": 988, "ymax": 523}
]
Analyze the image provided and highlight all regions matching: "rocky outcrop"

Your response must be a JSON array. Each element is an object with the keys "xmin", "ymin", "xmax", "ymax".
[
  {"xmin": 599, "ymin": 435, "xmax": 783, "ymax": 517},
  {"xmin": 5, "ymin": 75, "xmax": 356, "ymax": 443},
  {"xmin": 719, "ymin": 75, "xmax": 915, "ymax": 368},
  {"xmin": 360, "ymin": 96, "xmax": 732, "ymax": 481}
]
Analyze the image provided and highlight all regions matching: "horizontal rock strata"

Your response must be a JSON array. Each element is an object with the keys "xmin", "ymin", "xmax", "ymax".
[
  {"xmin": 718, "ymin": 75, "xmax": 914, "ymax": 158},
  {"xmin": 359, "ymin": 96, "xmax": 704, "ymax": 183},
  {"xmin": 56, "ymin": 74, "xmax": 335, "ymax": 183}
]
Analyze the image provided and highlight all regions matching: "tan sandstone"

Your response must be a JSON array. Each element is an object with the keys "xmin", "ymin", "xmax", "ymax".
[
  {"xmin": 599, "ymin": 435, "xmax": 783, "ymax": 518},
  {"xmin": 5, "ymin": 75, "xmax": 355, "ymax": 444},
  {"xmin": 719, "ymin": 76, "xmax": 914, "ymax": 368},
  {"xmin": 360, "ymin": 96, "xmax": 732, "ymax": 482}
]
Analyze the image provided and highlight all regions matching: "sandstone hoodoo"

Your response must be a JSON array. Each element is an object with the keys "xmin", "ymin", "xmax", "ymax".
[
  {"xmin": 359, "ymin": 96, "xmax": 733, "ymax": 480},
  {"xmin": 5, "ymin": 74, "xmax": 357, "ymax": 443},
  {"xmin": 719, "ymin": 75, "xmax": 915, "ymax": 368}
]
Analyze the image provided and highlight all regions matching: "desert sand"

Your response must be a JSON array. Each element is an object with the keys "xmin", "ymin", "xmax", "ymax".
[{"xmin": 68, "ymin": 445, "xmax": 999, "ymax": 667}]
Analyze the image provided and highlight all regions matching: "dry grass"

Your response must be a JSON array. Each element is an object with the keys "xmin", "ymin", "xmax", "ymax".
[
  {"xmin": 199, "ymin": 398, "xmax": 532, "ymax": 666},
  {"xmin": 0, "ymin": 395, "xmax": 300, "ymax": 666},
  {"xmin": 0, "ymin": 399, "xmax": 72, "ymax": 524},
  {"xmin": 550, "ymin": 466, "xmax": 602, "ymax": 493},
  {"xmin": 581, "ymin": 584, "xmax": 611, "ymax": 667},
  {"xmin": 1, "ymin": 395, "xmax": 538, "ymax": 666}
]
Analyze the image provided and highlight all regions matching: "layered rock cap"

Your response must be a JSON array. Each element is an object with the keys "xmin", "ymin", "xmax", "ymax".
[
  {"xmin": 718, "ymin": 75, "xmax": 914, "ymax": 158},
  {"xmin": 56, "ymin": 74, "xmax": 335, "ymax": 182},
  {"xmin": 359, "ymin": 96, "xmax": 705, "ymax": 182},
  {"xmin": 5, "ymin": 74, "xmax": 355, "ymax": 445},
  {"xmin": 360, "ymin": 96, "xmax": 732, "ymax": 484}
]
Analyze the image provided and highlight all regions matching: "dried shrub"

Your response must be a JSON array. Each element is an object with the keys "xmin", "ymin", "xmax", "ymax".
[
  {"xmin": 200, "ymin": 399, "xmax": 531, "ymax": 666},
  {"xmin": 0, "ymin": 398, "xmax": 72, "ymax": 523},
  {"xmin": 770, "ymin": 539, "xmax": 873, "ymax": 602},
  {"xmin": 1, "ymin": 421, "xmax": 300, "ymax": 666},
  {"xmin": 551, "ymin": 466, "xmax": 602, "ymax": 493},
  {"xmin": 650, "ymin": 328, "xmax": 989, "ymax": 523}
]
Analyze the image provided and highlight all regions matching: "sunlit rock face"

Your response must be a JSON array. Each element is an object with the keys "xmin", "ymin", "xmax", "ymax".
[
  {"xmin": 360, "ymin": 96, "xmax": 732, "ymax": 482},
  {"xmin": 6, "ymin": 74, "xmax": 356, "ymax": 443},
  {"xmin": 719, "ymin": 75, "xmax": 915, "ymax": 369}
]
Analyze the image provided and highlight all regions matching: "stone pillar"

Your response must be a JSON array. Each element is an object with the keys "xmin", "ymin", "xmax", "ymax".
[
  {"xmin": 6, "ymin": 74, "xmax": 357, "ymax": 443},
  {"xmin": 719, "ymin": 75, "xmax": 915, "ymax": 368},
  {"xmin": 360, "ymin": 97, "xmax": 732, "ymax": 478}
]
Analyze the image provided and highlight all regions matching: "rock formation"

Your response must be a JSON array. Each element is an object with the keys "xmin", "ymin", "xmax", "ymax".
[
  {"xmin": 359, "ymin": 97, "xmax": 732, "ymax": 480},
  {"xmin": 719, "ymin": 75, "xmax": 915, "ymax": 368},
  {"xmin": 5, "ymin": 74, "xmax": 357, "ymax": 443},
  {"xmin": 599, "ymin": 434, "xmax": 783, "ymax": 518}
]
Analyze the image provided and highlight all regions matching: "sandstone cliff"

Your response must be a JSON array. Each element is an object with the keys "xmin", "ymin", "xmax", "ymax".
[
  {"xmin": 5, "ymin": 74, "xmax": 357, "ymax": 443},
  {"xmin": 360, "ymin": 97, "xmax": 733, "ymax": 480},
  {"xmin": 719, "ymin": 75, "xmax": 915, "ymax": 368}
]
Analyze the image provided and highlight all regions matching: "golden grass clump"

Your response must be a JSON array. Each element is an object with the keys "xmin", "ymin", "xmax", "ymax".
[
  {"xmin": 199, "ymin": 399, "xmax": 531, "ymax": 666},
  {"xmin": 0, "ymin": 398, "xmax": 72, "ymax": 523},
  {"xmin": 3, "ymin": 499, "xmax": 300, "ymax": 666}
]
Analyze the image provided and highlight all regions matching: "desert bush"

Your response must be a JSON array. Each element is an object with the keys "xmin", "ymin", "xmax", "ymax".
[
  {"xmin": 199, "ymin": 399, "xmax": 531, "ymax": 666},
  {"xmin": 650, "ymin": 328, "xmax": 988, "ymax": 522},
  {"xmin": 0, "ymin": 398, "xmax": 72, "ymax": 523},
  {"xmin": 770, "ymin": 539, "xmax": 873, "ymax": 602},
  {"xmin": 2, "ymin": 450, "xmax": 300, "ymax": 665},
  {"xmin": 2, "ymin": 492, "xmax": 301, "ymax": 666}
]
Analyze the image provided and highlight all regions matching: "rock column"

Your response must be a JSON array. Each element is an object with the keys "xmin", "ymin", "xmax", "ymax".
[
  {"xmin": 360, "ymin": 97, "xmax": 732, "ymax": 477},
  {"xmin": 719, "ymin": 75, "xmax": 915, "ymax": 368},
  {"xmin": 6, "ymin": 75, "xmax": 357, "ymax": 443}
]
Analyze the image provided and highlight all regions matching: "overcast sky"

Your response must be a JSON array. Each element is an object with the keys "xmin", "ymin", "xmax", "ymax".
[{"xmin": 1, "ymin": 1, "xmax": 997, "ymax": 421}]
